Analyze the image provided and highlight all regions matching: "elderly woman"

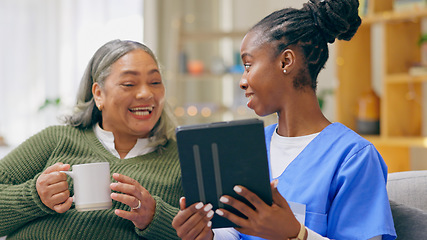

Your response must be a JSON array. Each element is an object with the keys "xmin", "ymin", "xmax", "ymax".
[{"xmin": 0, "ymin": 40, "xmax": 183, "ymax": 239}]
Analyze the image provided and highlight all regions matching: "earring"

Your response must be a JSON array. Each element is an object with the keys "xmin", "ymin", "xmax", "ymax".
[
  {"xmin": 283, "ymin": 69, "xmax": 287, "ymax": 73},
  {"xmin": 97, "ymin": 104, "xmax": 103, "ymax": 111}
]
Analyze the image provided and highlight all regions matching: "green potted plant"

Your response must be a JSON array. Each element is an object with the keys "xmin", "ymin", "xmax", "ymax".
[
  {"xmin": 317, "ymin": 88, "xmax": 334, "ymax": 111},
  {"xmin": 38, "ymin": 97, "xmax": 61, "ymax": 111},
  {"xmin": 419, "ymin": 33, "xmax": 427, "ymax": 66}
]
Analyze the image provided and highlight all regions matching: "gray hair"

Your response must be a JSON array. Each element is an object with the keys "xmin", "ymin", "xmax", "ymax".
[{"xmin": 63, "ymin": 39, "xmax": 177, "ymax": 148}]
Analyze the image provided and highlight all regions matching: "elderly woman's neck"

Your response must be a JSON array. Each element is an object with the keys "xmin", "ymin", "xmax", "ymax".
[{"xmin": 114, "ymin": 137, "xmax": 138, "ymax": 159}]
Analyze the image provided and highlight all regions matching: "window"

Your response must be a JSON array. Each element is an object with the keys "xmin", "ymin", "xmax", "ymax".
[{"xmin": 0, "ymin": 0, "xmax": 144, "ymax": 146}]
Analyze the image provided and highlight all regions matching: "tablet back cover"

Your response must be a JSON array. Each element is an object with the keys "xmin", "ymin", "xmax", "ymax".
[{"xmin": 176, "ymin": 118, "xmax": 272, "ymax": 228}]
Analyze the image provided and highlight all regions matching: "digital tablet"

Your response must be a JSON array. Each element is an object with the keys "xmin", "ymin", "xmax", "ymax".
[{"xmin": 176, "ymin": 118, "xmax": 272, "ymax": 228}]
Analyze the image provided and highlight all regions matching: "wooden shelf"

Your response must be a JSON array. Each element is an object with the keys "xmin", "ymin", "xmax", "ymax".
[
  {"xmin": 177, "ymin": 72, "xmax": 243, "ymax": 79},
  {"xmin": 386, "ymin": 73, "xmax": 427, "ymax": 84},
  {"xmin": 336, "ymin": 6, "xmax": 427, "ymax": 172},
  {"xmin": 172, "ymin": 11, "xmax": 248, "ymax": 125},
  {"xmin": 364, "ymin": 135, "xmax": 427, "ymax": 147},
  {"xmin": 180, "ymin": 31, "xmax": 247, "ymax": 41},
  {"xmin": 363, "ymin": 9, "xmax": 427, "ymax": 25}
]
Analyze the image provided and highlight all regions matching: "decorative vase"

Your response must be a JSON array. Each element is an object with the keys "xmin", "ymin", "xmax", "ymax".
[{"xmin": 357, "ymin": 89, "xmax": 380, "ymax": 135}]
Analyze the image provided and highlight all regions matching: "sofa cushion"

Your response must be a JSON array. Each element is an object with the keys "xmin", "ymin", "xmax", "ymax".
[
  {"xmin": 387, "ymin": 170, "xmax": 427, "ymax": 211},
  {"xmin": 390, "ymin": 200, "xmax": 427, "ymax": 240}
]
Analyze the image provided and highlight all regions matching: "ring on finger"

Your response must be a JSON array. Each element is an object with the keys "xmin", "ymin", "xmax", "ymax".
[{"xmin": 132, "ymin": 199, "xmax": 141, "ymax": 210}]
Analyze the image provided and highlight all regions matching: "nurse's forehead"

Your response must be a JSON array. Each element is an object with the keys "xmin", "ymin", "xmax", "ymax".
[
  {"xmin": 241, "ymin": 31, "xmax": 263, "ymax": 47},
  {"xmin": 241, "ymin": 39, "xmax": 277, "ymax": 62},
  {"xmin": 240, "ymin": 30, "xmax": 272, "ymax": 54}
]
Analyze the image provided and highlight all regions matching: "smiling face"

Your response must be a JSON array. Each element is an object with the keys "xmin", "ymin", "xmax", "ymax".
[
  {"xmin": 93, "ymin": 49, "xmax": 165, "ymax": 140},
  {"xmin": 239, "ymin": 30, "xmax": 291, "ymax": 117}
]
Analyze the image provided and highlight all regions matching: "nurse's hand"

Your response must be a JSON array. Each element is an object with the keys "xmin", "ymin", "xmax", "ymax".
[
  {"xmin": 216, "ymin": 180, "xmax": 303, "ymax": 240},
  {"xmin": 172, "ymin": 197, "xmax": 214, "ymax": 240}
]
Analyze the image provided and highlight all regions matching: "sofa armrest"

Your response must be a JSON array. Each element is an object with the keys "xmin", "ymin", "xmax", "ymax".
[{"xmin": 387, "ymin": 170, "xmax": 427, "ymax": 211}]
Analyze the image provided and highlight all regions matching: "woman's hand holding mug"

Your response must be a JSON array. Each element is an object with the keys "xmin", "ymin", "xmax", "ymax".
[
  {"xmin": 37, "ymin": 162, "xmax": 156, "ymax": 230},
  {"xmin": 38, "ymin": 162, "xmax": 113, "ymax": 213},
  {"xmin": 36, "ymin": 162, "xmax": 73, "ymax": 213}
]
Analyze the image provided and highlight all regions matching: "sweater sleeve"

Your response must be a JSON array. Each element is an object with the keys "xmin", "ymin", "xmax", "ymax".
[
  {"xmin": 0, "ymin": 127, "xmax": 59, "ymax": 236},
  {"xmin": 135, "ymin": 195, "xmax": 180, "ymax": 239}
]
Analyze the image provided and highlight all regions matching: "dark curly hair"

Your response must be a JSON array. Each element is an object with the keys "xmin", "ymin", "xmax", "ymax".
[{"xmin": 250, "ymin": 0, "xmax": 361, "ymax": 90}]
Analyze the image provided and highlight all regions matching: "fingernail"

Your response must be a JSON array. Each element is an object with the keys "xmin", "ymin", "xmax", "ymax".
[
  {"xmin": 219, "ymin": 196, "xmax": 229, "ymax": 203},
  {"xmin": 195, "ymin": 202, "xmax": 204, "ymax": 210},
  {"xmin": 179, "ymin": 197, "xmax": 185, "ymax": 204},
  {"xmin": 207, "ymin": 210, "xmax": 214, "ymax": 218},
  {"xmin": 273, "ymin": 179, "xmax": 279, "ymax": 188},
  {"xmin": 234, "ymin": 186, "xmax": 242, "ymax": 193},
  {"xmin": 215, "ymin": 209, "xmax": 224, "ymax": 216},
  {"xmin": 207, "ymin": 221, "xmax": 212, "ymax": 227},
  {"xmin": 204, "ymin": 203, "xmax": 213, "ymax": 212}
]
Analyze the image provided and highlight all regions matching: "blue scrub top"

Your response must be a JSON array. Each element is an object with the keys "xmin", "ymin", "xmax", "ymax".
[{"xmin": 240, "ymin": 123, "xmax": 396, "ymax": 240}]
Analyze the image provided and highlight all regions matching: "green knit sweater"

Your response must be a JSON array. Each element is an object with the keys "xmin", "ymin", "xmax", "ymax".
[{"xmin": 0, "ymin": 125, "xmax": 184, "ymax": 239}]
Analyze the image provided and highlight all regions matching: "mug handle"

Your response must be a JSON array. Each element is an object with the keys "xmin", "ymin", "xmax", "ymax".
[{"xmin": 60, "ymin": 170, "xmax": 75, "ymax": 202}]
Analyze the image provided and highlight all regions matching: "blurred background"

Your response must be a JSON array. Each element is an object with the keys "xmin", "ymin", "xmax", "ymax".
[{"xmin": 0, "ymin": 0, "xmax": 335, "ymax": 154}]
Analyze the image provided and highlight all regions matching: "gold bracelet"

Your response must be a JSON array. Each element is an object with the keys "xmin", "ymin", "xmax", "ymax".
[{"xmin": 289, "ymin": 222, "xmax": 306, "ymax": 240}]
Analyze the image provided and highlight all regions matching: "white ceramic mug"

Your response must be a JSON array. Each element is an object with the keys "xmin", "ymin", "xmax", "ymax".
[{"xmin": 61, "ymin": 162, "xmax": 112, "ymax": 211}]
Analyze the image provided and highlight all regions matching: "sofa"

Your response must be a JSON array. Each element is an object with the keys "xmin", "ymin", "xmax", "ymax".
[
  {"xmin": 387, "ymin": 170, "xmax": 427, "ymax": 239},
  {"xmin": 0, "ymin": 171, "xmax": 424, "ymax": 240}
]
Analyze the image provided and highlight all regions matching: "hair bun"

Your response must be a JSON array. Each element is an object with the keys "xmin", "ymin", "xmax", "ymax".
[{"xmin": 305, "ymin": 0, "xmax": 361, "ymax": 43}]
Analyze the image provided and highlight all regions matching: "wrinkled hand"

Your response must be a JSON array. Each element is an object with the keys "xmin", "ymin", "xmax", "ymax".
[
  {"xmin": 110, "ymin": 173, "xmax": 156, "ymax": 230},
  {"xmin": 216, "ymin": 180, "xmax": 301, "ymax": 240},
  {"xmin": 172, "ymin": 197, "xmax": 214, "ymax": 240},
  {"xmin": 36, "ymin": 162, "xmax": 73, "ymax": 213}
]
